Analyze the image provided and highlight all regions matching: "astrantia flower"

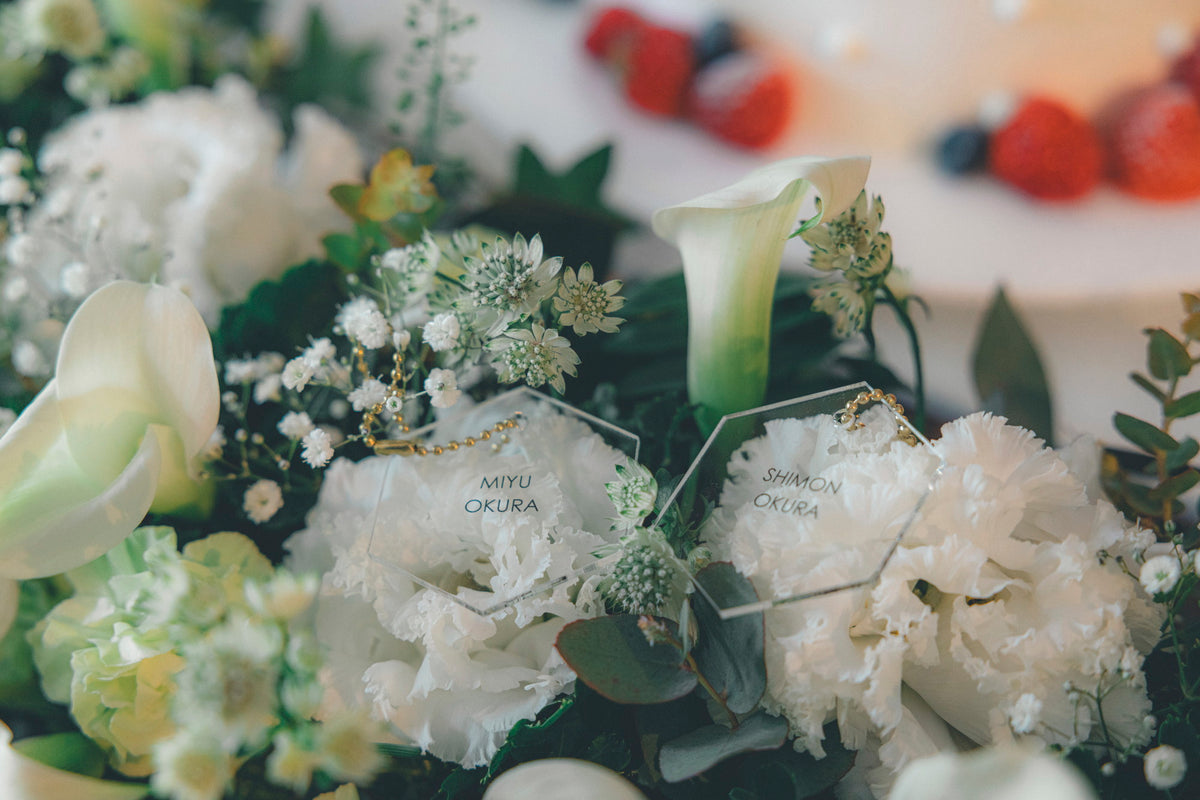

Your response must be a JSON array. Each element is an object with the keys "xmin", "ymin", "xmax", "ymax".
[
  {"xmin": 243, "ymin": 479, "xmax": 284, "ymax": 524},
  {"xmin": 600, "ymin": 527, "xmax": 685, "ymax": 615},
  {"xmin": 605, "ymin": 461, "xmax": 657, "ymax": 530},
  {"xmin": 810, "ymin": 278, "xmax": 867, "ymax": 338},
  {"xmin": 553, "ymin": 264, "xmax": 625, "ymax": 336},
  {"xmin": 465, "ymin": 233, "xmax": 562, "ymax": 333},
  {"xmin": 1144, "ymin": 744, "xmax": 1187, "ymax": 789},
  {"xmin": 423, "ymin": 312, "xmax": 461, "ymax": 352},
  {"xmin": 285, "ymin": 405, "xmax": 628, "ymax": 767},
  {"xmin": 1140, "ymin": 554, "xmax": 1181, "ymax": 595},
  {"xmin": 704, "ymin": 410, "xmax": 1158, "ymax": 789},
  {"xmin": 278, "ymin": 411, "xmax": 315, "ymax": 440},
  {"xmin": 379, "ymin": 229, "xmax": 440, "ymax": 297},
  {"xmin": 302, "ymin": 428, "xmax": 334, "ymax": 468},
  {"xmin": 338, "ymin": 297, "xmax": 391, "ymax": 350},
  {"xmin": 801, "ymin": 191, "xmax": 887, "ymax": 275},
  {"xmin": 424, "ymin": 367, "xmax": 461, "ymax": 409},
  {"xmin": 490, "ymin": 323, "xmax": 579, "ymax": 393}
]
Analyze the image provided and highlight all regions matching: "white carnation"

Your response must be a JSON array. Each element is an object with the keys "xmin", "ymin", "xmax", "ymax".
[
  {"xmin": 285, "ymin": 404, "xmax": 627, "ymax": 766},
  {"xmin": 704, "ymin": 410, "xmax": 1159, "ymax": 790}
]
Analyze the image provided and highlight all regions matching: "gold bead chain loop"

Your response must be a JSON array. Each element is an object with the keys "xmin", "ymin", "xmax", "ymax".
[
  {"xmin": 372, "ymin": 412, "xmax": 524, "ymax": 457},
  {"xmin": 836, "ymin": 389, "xmax": 920, "ymax": 446}
]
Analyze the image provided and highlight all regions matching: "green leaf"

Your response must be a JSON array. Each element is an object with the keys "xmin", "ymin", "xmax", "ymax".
[
  {"xmin": 562, "ymin": 144, "xmax": 612, "ymax": 206},
  {"xmin": 276, "ymin": 8, "xmax": 379, "ymax": 119},
  {"xmin": 735, "ymin": 723, "xmax": 855, "ymax": 799},
  {"xmin": 972, "ymin": 287, "xmax": 1054, "ymax": 445},
  {"xmin": 1151, "ymin": 469, "xmax": 1200, "ymax": 502},
  {"xmin": 658, "ymin": 712, "xmax": 788, "ymax": 783},
  {"xmin": 1147, "ymin": 328, "xmax": 1193, "ymax": 381},
  {"xmin": 322, "ymin": 232, "xmax": 362, "ymax": 271},
  {"xmin": 213, "ymin": 260, "xmax": 345, "ymax": 359},
  {"xmin": 1113, "ymin": 412, "xmax": 1179, "ymax": 454},
  {"xmin": 1166, "ymin": 390, "xmax": 1200, "ymax": 420},
  {"xmin": 555, "ymin": 615, "xmax": 698, "ymax": 704},
  {"xmin": 691, "ymin": 563, "xmax": 766, "ymax": 714},
  {"xmin": 12, "ymin": 732, "xmax": 106, "ymax": 778},
  {"xmin": 1166, "ymin": 438, "xmax": 1200, "ymax": 472},
  {"xmin": 1130, "ymin": 372, "xmax": 1166, "ymax": 402}
]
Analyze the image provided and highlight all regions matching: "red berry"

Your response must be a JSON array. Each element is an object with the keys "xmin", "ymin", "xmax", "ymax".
[
  {"xmin": 686, "ymin": 54, "xmax": 794, "ymax": 149},
  {"xmin": 1105, "ymin": 84, "xmax": 1200, "ymax": 201},
  {"xmin": 583, "ymin": 7, "xmax": 646, "ymax": 61},
  {"xmin": 989, "ymin": 97, "xmax": 1102, "ymax": 200},
  {"xmin": 622, "ymin": 25, "xmax": 695, "ymax": 116},
  {"xmin": 1168, "ymin": 33, "xmax": 1200, "ymax": 105}
]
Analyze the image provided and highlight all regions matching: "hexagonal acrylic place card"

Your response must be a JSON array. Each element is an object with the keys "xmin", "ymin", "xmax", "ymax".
[
  {"xmin": 657, "ymin": 383, "xmax": 945, "ymax": 619},
  {"xmin": 364, "ymin": 387, "xmax": 640, "ymax": 617}
]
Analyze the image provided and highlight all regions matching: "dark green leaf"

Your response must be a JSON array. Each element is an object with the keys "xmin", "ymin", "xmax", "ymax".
[
  {"xmin": 692, "ymin": 563, "xmax": 766, "ymax": 714},
  {"xmin": 1166, "ymin": 438, "xmax": 1200, "ymax": 472},
  {"xmin": 1147, "ymin": 327, "xmax": 1193, "ymax": 381},
  {"xmin": 972, "ymin": 287, "xmax": 1054, "ymax": 445},
  {"xmin": 1166, "ymin": 390, "xmax": 1200, "ymax": 420},
  {"xmin": 12, "ymin": 732, "xmax": 107, "ymax": 778},
  {"xmin": 555, "ymin": 615, "xmax": 698, "ymax": 704},
  {"xmin": 1151, "ymin": 469, "xmax": 1200, "ymax": 502},
  {"xmin": 213, "ymin": 260, "xmax": 345, "ymax": 359},
  {"xmin": 514, "ymin": 145, "xmax": 557, "ymax": 200},
  {"xmin": 322, "ymin": 232, "xmax": 361, "ymax": 271},
  {"xmin": 275, "ymin": 8, "xmax": 379, "ymax": 119},
  {"xmin": 1122, "ymin": 481, "xmax": 1167, "ymax": 517},
  {"xmin": 736, "ymin": 723, "xmax": 855, "ymax": 800},
  {"xmin": 658, "ymin": 712, "xmax": 788, "ymax": 783},
  {"xmin": 1113, "ymin": 412, "xmax": 1179, "ymax": 454},
  {"xmin": 562, "ymin": 144, "xmax": 612, "ymax": 206},
  {"xmin": 1130, "ymin": 372, "xmax": 1166, "ymax": 402}
]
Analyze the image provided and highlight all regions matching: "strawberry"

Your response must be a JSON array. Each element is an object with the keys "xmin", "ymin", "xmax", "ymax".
[
  {"xmin": 622, "ymin": 25, "xmax": 695, "ymax": 116},
  {"xmin": 1104, "ymin": 84, "xmax": 1200, "ymax": 201},
  {"xmin": 1168, "ymin": 33, "xmax": 1200, "ymax": 105},
  {"xmin": 988, "ymin": 97, "xmax": 1102, "ymax": 200},
  {"xmin": 686, "ymin": 53, "xmax": 794, "ymax": 149},
  {"xmin": 583, "ymin": 7, "xmax": 646, "ymax": 61}
]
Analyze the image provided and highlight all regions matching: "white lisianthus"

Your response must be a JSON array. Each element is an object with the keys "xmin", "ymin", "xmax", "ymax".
[
  {"xmin": 704, "ymin": 410, "xmax": 1158, "ymax": 792},
  {"xmin": 286, "ymin": 405, "xmax": 627, "ymax": 767},
  {"xmin": 0, "ymin": 282, "xmax": 218, "ymax": 579},
  {"xmin": 1144, "ymin": 744, "xmax": 1187, "ymax": 789},
  {"xmin": 20, "ymin": 0, "xmax": 105, "ymax": 60},
  {"xmin": 8, "ymin": 75, "xmax": 363, "ymax": 328},
  {"xmin": 0, "ymin": 721, "xmax": 146, "ymax": 800}
]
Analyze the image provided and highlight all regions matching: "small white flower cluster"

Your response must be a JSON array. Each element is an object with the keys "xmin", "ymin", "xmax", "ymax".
[
  {"xmin": 0, "ymin": 146, "xmax": 32, "ymax": 206},
  {"xmin": 704, "ymin": 410, "xmax": 1160, "ymax": 792},
  {"xmin": 26, "ymin": 526, "xmax": 384, "ymax": 799},
  {"xmin": 1138, "ymin": 547, "xmax": 1200, "ymax": 597}
]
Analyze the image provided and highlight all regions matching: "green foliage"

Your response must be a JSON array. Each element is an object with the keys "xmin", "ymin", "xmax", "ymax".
[
  {"xmin": 691, "ymin": 563, "xmax": 766, "ymax": 715},
  {"xmin": 270, "ymin": 8, "xmax": 378, "ymax": 123},
  {"xmin": 555, "ymin": 615, "xmax": 698, "ymax": 704},
  {"xmin": 11, "ymin": 731, "xmax": 107, "ymax": 778},
  {"xmin": 213, "ymin": 260, "xmax": 346, "ymax": 360},
  {"xmin": 972, "ymin": 287, "xmax": 1054, "ymax": 445},
  {"xmin": 657, "ymin": 712, "xmax": 788, "ymax": 783},
  {"xmin": 468, "ymin": 144, "xmax": 633, "ymax": 276}
]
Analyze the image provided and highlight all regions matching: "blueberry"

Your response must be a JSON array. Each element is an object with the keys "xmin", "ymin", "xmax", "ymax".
[
  {"xmin": 694, "ymin": 18, "xmax": 740, "ymax": 68},
  {"xmin": 936, "ymin": 126, "xmax": 991, "ymax": 174}
]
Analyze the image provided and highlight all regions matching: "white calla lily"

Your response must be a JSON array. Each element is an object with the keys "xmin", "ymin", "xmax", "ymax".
[
  {"xmin": 0, "ymin": 722, "xmax": 147, "ymax": 800},
  {"xmin": 652, "ymin": 156, "xmax": 870, "ymax": 431},
  {"xmin": 891, "ymin": 745, "xmax": 1097, "ymax": 800},
  {"xmin": 0, "ymin": 281, "xmax": 218, "ymax": 579},
  {"xmin": 483, "ymin": 758, "xmax": 646, "ymax": 800}
]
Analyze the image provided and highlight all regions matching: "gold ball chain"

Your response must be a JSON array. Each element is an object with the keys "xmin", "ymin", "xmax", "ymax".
[
  {"xmin": 352, "ymin": 343, "xmax": 523, "ymax": 457},
  {"xmin": 835, "ymin": 388, "xmax": 920, "ymax": 446}
]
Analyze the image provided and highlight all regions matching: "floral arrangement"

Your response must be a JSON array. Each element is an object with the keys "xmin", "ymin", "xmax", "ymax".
[{"xmin": 1, "ymin": 3, "xmax": 1199, "ymax": 800}]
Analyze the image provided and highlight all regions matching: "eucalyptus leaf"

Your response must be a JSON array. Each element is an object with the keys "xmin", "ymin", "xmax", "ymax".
[
  {"xmin": 692, "ymin": 563, "xmax": 766, "ymax": 714},
  {"xmin": 1151, "ymin": 469, "xmax": 1200, "ymax": 502},
  {"xmin": 1114, "ymin": 412, "xmax": 1179, "ymax": 454},
  {"xmin": 1167, "ymin": 438, "xmax": 1200, "ymax": 472},
  {"xmin": 555, "ymin": 615, "xmax": 698, "ymax": 705},
  {"xmin": 1147, "ymin": 328, "xmax": 1193, "ymax": 381},
  {"xmin": 1166, "ymin": 390, "xmax": 1200, "ymax": 420},
  {"xmin": 972, "ymin": 287, "xmax": 1054, "ymax": 445},
  {"xmin": 1130, "ymin": 372, "xmax": 1166, "ymax": 402},
  {"xmin": 658, "ymin": 712, "xmax": 788, "ymax": 783}
]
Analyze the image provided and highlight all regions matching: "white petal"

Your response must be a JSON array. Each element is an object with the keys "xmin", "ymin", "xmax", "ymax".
[
  {"xmin": 891, "ymin": 745, "xmax": 1095, "ymax": 800},
  {"xmin": 484, "ymin": 759, "xmax": 646, "ymax": 800}
]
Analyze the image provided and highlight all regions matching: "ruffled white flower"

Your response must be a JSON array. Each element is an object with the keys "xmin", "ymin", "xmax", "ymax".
[
  {"xmin": 6, "ymin": 75, "xmax": 362, "ymax": 332},
  {"xmin": 703, "ymin": 410, "xmax": 1158, "ymax": 791},
  {"xmin": 286, "ymin": 404, "xmax": 628, "ymax": 766},
  {"xmin": 348, "ymin": 378, "xmax": 388, "ymax": 412},
  {"xmin": 1144, "ymin": 744, "xmax": 1187, "ymax": 789},
  {"xmin": 338, "ymin": 297, "xmax": 390, "ymax": 350},
  {"xmin": 424, "ymin": 368, "xmax": 461, "ymax": 409},
  {"xmin": 422, "ymin": 312, "xmax": 461, "ymax": 352},
  {"xmin": 243, "ymin": 479, "xmax": 284, "ymax": 524}
]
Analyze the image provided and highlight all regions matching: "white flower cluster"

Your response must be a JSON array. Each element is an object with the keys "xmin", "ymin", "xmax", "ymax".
[
  {"xmin": 704, "ymin": 410, "xmax": 1160, "ymax": 795},
  {"xmin": 286, "ymin": 405, "xmax": 629, "ymax": 767},
  {"xmin": 0, "ymin": 75, "xmax": 363, "ymax": 378}
]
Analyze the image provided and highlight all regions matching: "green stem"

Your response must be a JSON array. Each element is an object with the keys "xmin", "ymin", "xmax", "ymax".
[
  {"xmin": 685, "ymin": 652, "xmax": 738, "ymax": 729},
  {"xmin": 881, "ymin": 283, "xmax": 926, "ymax": 432}
]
